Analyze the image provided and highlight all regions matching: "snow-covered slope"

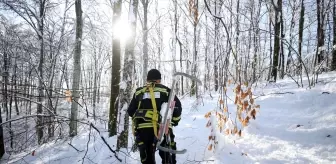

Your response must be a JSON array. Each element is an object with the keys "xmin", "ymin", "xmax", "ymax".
[{"xmin": 2, "ymin": 72, "xmax": 336, "ymax": 164}]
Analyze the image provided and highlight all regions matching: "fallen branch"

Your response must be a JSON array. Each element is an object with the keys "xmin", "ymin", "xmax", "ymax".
[
  {"xmin": 68, "ymin": 143, "xmax": 83, "ymax": 152},
  {"xmin": 82, "ymin": 125, "xmax": 92, "ymax": 164},
  {"xmin": 255, "ymin": 92, "xmax": 294, "ymax": 99},
  {"xmin": 185, "ymin": 159, "xmax": 215, "ymax": 164},
  {"xmin": 90, "ymin": 123, "xmax": 121, "ymax": 162}
]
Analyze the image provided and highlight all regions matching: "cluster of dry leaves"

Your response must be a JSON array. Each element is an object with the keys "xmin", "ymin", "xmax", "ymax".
[
  {"xmin": 188, "ymin": 0, "xmax": 199, "ymax": 24},
  {"xmin": 204, "ymin": 83, "xmax": 260, "ymax": 151}
]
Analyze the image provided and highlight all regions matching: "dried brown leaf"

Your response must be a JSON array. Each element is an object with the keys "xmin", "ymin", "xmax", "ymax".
[
  {"xmin": 236, "ymin": 85, "xmax": 241, "ymax": 93},
  {"xmin": 243, "ymin": 101, "xmax": 249, "ymax": 111},
  {"xmin": 228, "ymin": 79, "xmax": 233, "ymax": 85},
  {"xmin": 224, "ymin": 106, "xmax": 228, "ymax": 113},
  {"xmin": 251, "ymin": 109, "xmax": 256, "ymax": 120},
  {"xmin": 241, "ymin": 91, "xmax": 249, "ymax": 100},
  {"xmin": 250, "ymin": 98, "xmax": 254, "ymax": 104},
  {"xmin": 233, "ymin": 126, "xmax": 238, "ymax": 134},
  {"xmin": 242, "ymin": 117, "xmax": 250, "ymax": 126},
  {"xmin": 225, "ymin": 129, "xmax": 230, "ymax": 135},
  {"xmin": 206, "ymin": 120, "xmax": 211, "ymax": 127},
  {"xmin": 204, "ymin": 111, "xmax": 211, "ymax": 118},
  {"xmin": 208, "ymin": 144, "xmax": 213, "ymax": 151}
]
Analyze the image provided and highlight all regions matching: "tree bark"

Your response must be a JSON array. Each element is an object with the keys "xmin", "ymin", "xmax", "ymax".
[
  {"xmin": 332, "ymin": 1, "xmax": 336, "ymax": 70},
  {"xmin": 214, "ymin": 0, "xmax": 219, "ymax": 91},
  {"xmin": 36, "ymin": 0, "xmax": 47, "ymax": 144},
  {"xmin": 271, "ymin": 0, "xmax": 281, "ymax": 82},
  {"xmin": 298, "ymin": 0, "xmax": 305, "ymax": 87},
  {"xmin": 316, "ymin": 0, "xmax": 325, "ymax": 66},
  {"xmin": 142, "ymin": 0, "xmax": 149, "ymax": 85},
  {"xmin": 69, "ymin": 0, "xmax": 83, "ymax": 137},
  {"xmin": 109, "ymin": 0, "xmax": 122, "ymax": 137},
  {"xmin": 280, "ymin": 2, "xmax": 285, "ymax": 79},
  {"xmin": 117, "ymin": 0, "xmax": 139, "ymax": 149}
]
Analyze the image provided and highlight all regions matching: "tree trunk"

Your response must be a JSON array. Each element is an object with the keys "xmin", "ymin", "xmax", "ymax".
[
  {"xmin": 268, "ymin": 14, "xmax": 273, "ymax": 81},
  {"xmin": 214, "ymin": 0, "xmax": 219, "ymax": 91},
  {"xmin": 191, "ymin": 22, "xmax": 198, "ymax": 95},
  {"xmin": 204, "ymin": 15, "xmax": 209, "ymax": 91},
  {"xmin": 271, "ymin": 0, "xmax": 281, "ymax": 82},
  {"xmin": 36, "ymin": 0, "xmax": 46, "ymax": 144},
  {"xmin": 117, "ymin": 0, "xmax": 139, "ymax": 149},
  {"xmin": 69, "ymin": 0, "xmax": 83, "ymax": 137},
  {"xmin": 236, "ymin": 0, "xmax": 241, "ymax": 84},
  {"xmin": 109, "ymin": 0, "xmax": 122, "ymax": 137},
  {"xmin": 142, "ymin": 0, "xmax": 149, "ymax": 85},
  {"xmin": 332, "ymin": 1, "xmax": 336, "ymax": 71},
  {"xmin": 0, "ymin": 37, "xmax": 9, "ymax": 157},
  {"xmin": 280, "ymin": 3, "xmax": 285, "ymax": 79},
  {"xmin": 190, "ymin": 0, "xmax": 198, "ymax": 96},
  {"xmin": 93, "ymin": 57, "xmax": 98, "ymax": 120},
  {"xmin": 298, "ymin": 0, "xmax": 305, "ymax": 87},
  {"xmin": 0, "ymin": 105, "xmax": 4, "ymax": 158},
  {"xmin": 316, "ymin": 0, "xmax": 325, "ymax": 66},
  {"xmin": 286, "ymin": 2, "xmax": 297, "ymax": 74}
]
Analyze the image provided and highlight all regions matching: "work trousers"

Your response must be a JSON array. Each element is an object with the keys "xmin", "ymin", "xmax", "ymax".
[{"xmin": 136, "ymin": 128, "xmax": 176, "ymax": 164}]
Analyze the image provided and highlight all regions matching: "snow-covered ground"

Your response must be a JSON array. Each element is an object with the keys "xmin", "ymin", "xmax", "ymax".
[{"xmin": 2, "ymin": 72, "xmax": 336, "ymax": 164}]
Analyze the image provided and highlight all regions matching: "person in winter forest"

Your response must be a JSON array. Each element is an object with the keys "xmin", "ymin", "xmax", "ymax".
[{"xmin": 127, "ymin": 69, "xmax": 182, "ymax": 164}]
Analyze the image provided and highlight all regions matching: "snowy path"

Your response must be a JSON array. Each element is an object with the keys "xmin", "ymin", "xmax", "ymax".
[{"xmin": 2, "ymin": 73, "xmax": 336, "ymax": 164}]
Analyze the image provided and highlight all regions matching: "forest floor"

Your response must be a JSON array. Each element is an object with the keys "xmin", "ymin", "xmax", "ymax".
[{"xmin": 1, "ymin": 72, "xmax": 336, "ymax": 164}]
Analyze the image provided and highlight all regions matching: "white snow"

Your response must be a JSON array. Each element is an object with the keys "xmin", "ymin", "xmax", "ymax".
[
  {"xmin": 2, "ymin": 72, "xmax": 336, "ymax": 164},
  {"xmin": 128, "ymin": 0, "xmax": 136, "ymax": 23},
  {"xmin": 119, "ymin": 81, "xmax": 127, "ymax": 90}
]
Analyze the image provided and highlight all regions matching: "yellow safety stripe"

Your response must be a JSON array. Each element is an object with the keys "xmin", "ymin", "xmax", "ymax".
[
  {"xmin": 132, "ymin": 99, "xmax": 142, "ymax": 136},
  {"xmin": 137, "ymin": 122, "xmax": 172, "ymax": 129},
  {"xmin": 135, "ymin": 87, "xmax": 147, "ymax": 96},
  {"xmin": 137, "ymin": 122, "xmax": 158, "ymax": 128},
  {"xmin": 154, "ymin": 88, "xmax": 168, "ymax": 95},
  {"xmin": 138, "ymin": 142, "xmax": 144, "ymax": 145},
  {"xmin": 172, "ymin": 116, "xmax": 181, "ymax": 121},
  {"xmin": 132, "ymin": 119, "xmax": 135, "ymax": 136},
  {"xmin": 148, "ymin": 86, "xmax": 158, "ymax": 138}
]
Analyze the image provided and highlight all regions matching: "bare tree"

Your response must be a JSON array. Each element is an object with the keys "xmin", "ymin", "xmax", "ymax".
[
  {"xmin": 332, "ymin": 1, "xmax": 336, "ymax": 71},
  {"xmin": 0, "ymin": 105, "xmax": 3, "ymax": 157},
  {"xmin": 117, "ymin": 0, "xmax": 139, "ymax": 149},
  {"xmin": 141, "ymin": 0, "xmax": 149, "ymax": 85},
  {"xmin": 316, "ymin": 0, "xmax": 325, "ymax": 66},
  {"xmin": 298, "ymin": 0, "xmax": 305, "ymax": 86},
  {"xmin": 69, "ymin": 0, "xmax": 83, "ymax": 137},
  {"xmin": 108, "ymin": 0, "xmax": 122, "ymax": 137},
  {"xmin": 2, "ymin": 0, "xmax": 50, "ymax": 144},
  {"xmin": 189, "ymin": 0, "xmax": 200, "ymax": 96},
  {"xmin": 271, "ymin": 0, "xmax": 282, "ymax": 82}
]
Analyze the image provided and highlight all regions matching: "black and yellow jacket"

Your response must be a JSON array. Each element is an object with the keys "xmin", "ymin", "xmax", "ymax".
[{"xmin": 127, "ymin": 83, "xmax": 182, "ymax": 130}]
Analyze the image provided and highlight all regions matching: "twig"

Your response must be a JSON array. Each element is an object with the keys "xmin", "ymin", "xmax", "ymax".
[
  {"xmin": 255, "ymin": 92, "xmax": 294, "ymax": 99},
  {"xmin": 82, "ymin": 125, "xmax": 92, "ymax": 164},
  {"xmin": 285, "ymin": 73, "xmax": 301, "ymax": 88},
  {"xmin": 90, "ymin": 123, "xmax": 122, "ymax": 162},
  {"xmin": 68, "ymin": 143, "xmax": 83, "ymax": 152}
]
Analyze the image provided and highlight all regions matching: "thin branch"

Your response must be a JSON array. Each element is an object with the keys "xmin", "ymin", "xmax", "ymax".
[
  {"xmin": 90, "ymin": 123, "xmax": 122, "ymax": 162},
  {"xmin": 82, "ymin": 125, "xmax": 92, "ymax": 164},
  {"xmin": 68, "ymin": 143, "xmax": 84, "ymax": 152}
]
